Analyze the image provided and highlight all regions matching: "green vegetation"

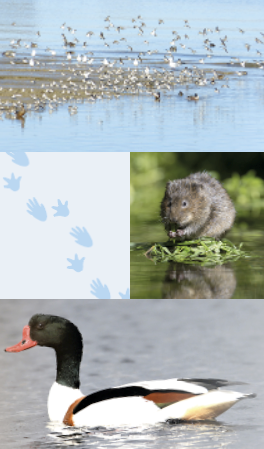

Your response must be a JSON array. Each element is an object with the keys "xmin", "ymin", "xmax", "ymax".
[
  {"xmin": 131, "ymin": 153, "xmax": 264, "ymax": 242},
  {"xmin": 223, "ymin": 170, "xmax": 264, "ymax": 215},
  {"xmin": 145, "ymin": 238, "xmax": 247, "ymax": 266}
]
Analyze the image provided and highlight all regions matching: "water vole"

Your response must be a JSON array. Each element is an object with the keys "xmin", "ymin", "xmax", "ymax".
[{"xmin": 160, "ymin": 172, "xmax": 236, "ymax": 240}]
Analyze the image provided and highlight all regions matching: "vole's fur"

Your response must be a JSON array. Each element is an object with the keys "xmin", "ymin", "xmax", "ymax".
[{"xmin": 160, "ymin": 172, "xmax": 236, "ymax": 240}]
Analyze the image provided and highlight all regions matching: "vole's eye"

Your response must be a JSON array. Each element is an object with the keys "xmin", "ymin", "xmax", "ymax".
[
  {"xmin": 37, "ymin": 323, "xmax": 44, "ymax": 330},
  {"xmin": 182, "ymin": 200, "xmax": 188, "ymax": 207},
  {"xmin": 168, "ymin": 200, "xmax": 172, "ymax": 208}
]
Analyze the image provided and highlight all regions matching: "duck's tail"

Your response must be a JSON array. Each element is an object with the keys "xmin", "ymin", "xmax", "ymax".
[{"xmin": 159, "ymin": 390, "xmax": 256, "ymax": 422}]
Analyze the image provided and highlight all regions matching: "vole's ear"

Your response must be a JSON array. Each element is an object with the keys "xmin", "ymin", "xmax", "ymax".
[
  {"xmin": 191, "ymin": 182, "xmax": 204, "ymax": 192},
  {"xmin": 166, "ymin": 180, "xmax": 177, "ymax": 194}
]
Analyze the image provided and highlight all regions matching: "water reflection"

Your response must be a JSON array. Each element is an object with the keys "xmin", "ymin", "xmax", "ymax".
[
  {"xmin": 28, "ymin": 421, "xmax": 239, "ymax": 448},
  {"xmin": 17, "ymin": 115, "xmax": 25, "ymax": 128},
  {"xmin": 162, "ymin": 263, "xmax": 236, "ymax": 299}
]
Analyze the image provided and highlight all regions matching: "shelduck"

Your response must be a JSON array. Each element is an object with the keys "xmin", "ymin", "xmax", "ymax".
[{"xmin": 5, "ymin": 314, "xmax": 256, "ymax": 427}]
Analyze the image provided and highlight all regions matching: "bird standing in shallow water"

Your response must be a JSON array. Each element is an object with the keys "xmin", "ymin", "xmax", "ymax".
[
  {"xmin": 153, "ymin": 92, "xmax": 160, "ymax": 101},
  {"xmin": 16, "ymin": 104, "xmax": 26, "ymax": 119}
]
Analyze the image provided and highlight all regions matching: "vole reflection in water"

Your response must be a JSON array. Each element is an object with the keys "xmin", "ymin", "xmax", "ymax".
[{"xmin": 162, "ymin": 263, "xmax": 236, "ymax": 299}]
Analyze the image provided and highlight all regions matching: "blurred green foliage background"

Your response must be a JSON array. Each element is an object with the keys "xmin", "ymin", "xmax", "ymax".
[{"xmin": 131, "ymin": 152, "xmax": 264, "ymax": 242}]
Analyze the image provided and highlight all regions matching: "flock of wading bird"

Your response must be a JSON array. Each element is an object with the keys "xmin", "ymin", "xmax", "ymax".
[{"xmin": 1, "ymin": 16, "xmax": 264, "ymax": 121}]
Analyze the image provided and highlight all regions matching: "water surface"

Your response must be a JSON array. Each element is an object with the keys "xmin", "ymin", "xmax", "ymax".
[
  {"xmin": 131, "ymin": 224, "xmax": 264, "ymax": 299},
  {"xmin": 1, "ymin": 299, "xmax": 264, "ymax": 447},
  {"xmin": 0, "ymin": 0, "xmax": 263, "ymax": 151}
]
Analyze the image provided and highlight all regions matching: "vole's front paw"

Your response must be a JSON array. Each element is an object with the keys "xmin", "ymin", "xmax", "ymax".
[
  {"xmin": 176, "ymin": 229, "xmax": 185, "ymax": 237},
  {"xmin": 168, "ymin": 230, "xmax": 177, "ymax": 238}
]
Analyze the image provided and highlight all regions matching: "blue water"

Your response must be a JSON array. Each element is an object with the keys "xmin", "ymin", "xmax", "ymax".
[{"xmin": 0, "ymin": 0, "xmax": 263, "ymax": 151}]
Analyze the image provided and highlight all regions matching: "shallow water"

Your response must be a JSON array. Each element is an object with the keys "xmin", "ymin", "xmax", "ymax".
[
  {"xmin": 1, "ymin": 299, "xmax": 264, "ymax": 448},
  {"xmin": 131, "ymin": 225, "xmax": 264, "ymax": 299},
  {"xmin": 0, "ymin": 0, "xmax": 264, "ymax": 151}
]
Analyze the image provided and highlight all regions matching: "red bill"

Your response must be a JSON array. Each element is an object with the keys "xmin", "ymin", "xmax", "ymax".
[{"xmin": 5, "ymin": 325, "xmax": 38, "ymax": 352}]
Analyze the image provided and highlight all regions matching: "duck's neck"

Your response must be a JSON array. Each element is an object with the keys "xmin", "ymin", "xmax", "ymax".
[
  {"xmin": 48, "ymin": 382, "xmax": 83, "ymax": 422},
  {"xmin": 55, "ymin": 344, "xmax": 82, "ymax": 389}
]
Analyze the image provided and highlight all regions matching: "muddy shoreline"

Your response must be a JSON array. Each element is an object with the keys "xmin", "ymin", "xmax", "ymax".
[{"xmin": 0, "ymin": 52, "xmax": 254, "ymax": 122}]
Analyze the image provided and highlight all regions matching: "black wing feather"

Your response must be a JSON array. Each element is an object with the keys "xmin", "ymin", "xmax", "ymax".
[
  {"xmin": 73, "ymin": 386, "xmax": 150, "ymax": 415},
  {"xmin": 178, "ymin": 378, "xmax": 247, "ymax": 390}
]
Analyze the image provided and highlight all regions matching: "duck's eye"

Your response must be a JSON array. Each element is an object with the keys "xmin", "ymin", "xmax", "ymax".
[{"xmin": 182, "ymin": 200, "xmax": 188, "ymax": 207}]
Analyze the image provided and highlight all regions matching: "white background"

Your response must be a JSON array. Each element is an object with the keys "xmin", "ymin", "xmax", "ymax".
[{"xmin": 0, "ymin": 152, "xmax": 130, "ymax": 299}]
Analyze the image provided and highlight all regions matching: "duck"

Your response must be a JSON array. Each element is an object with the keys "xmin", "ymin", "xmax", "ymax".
[
  {"xmin": 5, "ymin": 314, "xmax": 256, "ymax": 428},
  {"xmin": 187, "ymin": 93, "xmax": 199, "ymax": 101}
]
